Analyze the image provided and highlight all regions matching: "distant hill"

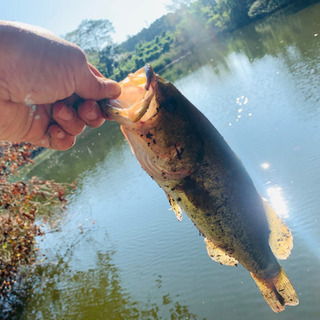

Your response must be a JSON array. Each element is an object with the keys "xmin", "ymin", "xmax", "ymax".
[{"xmin": 118, "ymin": 12, "xmax": 183, "ymax": 52}]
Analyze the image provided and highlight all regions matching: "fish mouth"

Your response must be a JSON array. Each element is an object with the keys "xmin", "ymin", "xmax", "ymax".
[{"xmin": 99, "ymin": 65, "xmax": 159, "ymax": 125}]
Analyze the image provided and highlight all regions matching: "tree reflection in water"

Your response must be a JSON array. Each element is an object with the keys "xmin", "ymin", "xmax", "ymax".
[{"xmin": 17, "ymin": 250, "xmax": 202, "ymax": 320}]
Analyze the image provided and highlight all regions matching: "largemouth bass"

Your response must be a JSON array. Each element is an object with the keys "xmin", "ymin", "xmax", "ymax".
[{"xmin": 99, "ymin": 65, "xmax": 299, "ymax": 312}]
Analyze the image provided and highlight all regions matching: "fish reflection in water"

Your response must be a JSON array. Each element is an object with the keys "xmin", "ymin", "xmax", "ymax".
[{"xmin": 99, "ymin": 65, "xmax": 298, "ymax": 313}]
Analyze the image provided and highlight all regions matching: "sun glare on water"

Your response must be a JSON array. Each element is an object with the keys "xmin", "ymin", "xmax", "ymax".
[
  {"xmin": 260, "ymin": 162, "xmax": 270, "ymax": 170},
  {"xmin": 266, "ymin": 186, "xmax": 289, "ymax": 218}
]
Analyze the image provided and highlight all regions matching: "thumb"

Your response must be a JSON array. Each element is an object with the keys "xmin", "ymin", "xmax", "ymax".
[{"xmin": 74, "ymin": 63, "xmax": 121, "ymax": 100}]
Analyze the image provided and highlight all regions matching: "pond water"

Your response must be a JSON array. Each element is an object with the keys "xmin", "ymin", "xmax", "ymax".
[{"xmin": 16, "ymin": 3, "xmax": 320, "ymax": 319}]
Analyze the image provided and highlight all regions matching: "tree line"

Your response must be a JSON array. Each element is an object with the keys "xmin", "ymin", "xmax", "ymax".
[
  {"xmin": 64, "ymin": 0, "xmax": 313, "ymax": 82},
  {"xmin": 65, "ymin": 0, "xmax": 315, "ymax": 81}
]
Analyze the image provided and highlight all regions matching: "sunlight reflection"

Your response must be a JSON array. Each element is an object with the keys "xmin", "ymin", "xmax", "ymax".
[
  {"xmin": 260, "ymin": 162, "xmax": 270, "ymax": 170},
  {"xmin": 266, "ymin": 186, "xmax": 289, "ymax": 218}
]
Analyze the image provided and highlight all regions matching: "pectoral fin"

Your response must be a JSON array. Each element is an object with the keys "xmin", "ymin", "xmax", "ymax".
[
  {"xmin": 204, "ymin": 238, "xmax": 238, "ymax": 266},
  {"xmin": 263, "ymin": 200, "xmax": 293, "ymax": 260},
  {"xmin": 165, "ymin": 192, "xmax": 182, "ymax": 221}
]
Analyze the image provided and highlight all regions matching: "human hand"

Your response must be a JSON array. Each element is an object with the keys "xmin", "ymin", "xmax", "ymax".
[{"xmin": 0, "ymin": 21, "xmax": 120, "ymax": 150}]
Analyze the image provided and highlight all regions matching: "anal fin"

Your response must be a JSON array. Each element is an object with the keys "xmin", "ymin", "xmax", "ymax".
[
  {"xmin": 262, "ymin": 199, "xmax": 293, "ymax": 260},
  {"xmin": 204, "ymin": 238, "xmax": 238, "ymax": 266},
  {"xmin": 165, "ymin": 192, "xmax": 182, "ymax": 221}
]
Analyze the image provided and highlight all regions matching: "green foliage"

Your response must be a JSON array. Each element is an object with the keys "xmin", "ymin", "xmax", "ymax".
[
  {"xmin": 75, "ymin": 0, "xmax": 300, "ymax": 81},
  {"xmin": 166, "ymin": 0, "xmax": 195, "ymax": 12},
  {"xmin": 119, "ymin": 12, "xmax": 182, "ymax": 52},
  {"xmin": 98, "ymin": 32, "xmax": 176, "ymax": 81},
  {"xmin": 248, "ymin": 0, "xmax": 294, "ymax": 18},
  {"xmin": 65, "ymin": 19, "xmax": 114, "ymax": 52},
  {"xmin": 208, "ymin": 0, "xmax": 232, "ymax": 29}
]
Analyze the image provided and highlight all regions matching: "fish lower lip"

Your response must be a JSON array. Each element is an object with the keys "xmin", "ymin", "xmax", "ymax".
[{"xmin": 98, "ymin": 99, "xmax": 121, "ymax": 117}]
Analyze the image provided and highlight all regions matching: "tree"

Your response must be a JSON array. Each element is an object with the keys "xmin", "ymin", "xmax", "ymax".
[
  {"xmin": 64, "ymin": 19, "xmax": 115, "ymax": 52},
  {"xmin": 219, "ymin": 0, "xmax": 253, "ymax": 28},
  {"xmin": 98, "ymin": 44, "xmax": 119, "ymax": 76},
  {"xmin": 166, "ymin": 0, "xmax": 195, "ymax": 12}
]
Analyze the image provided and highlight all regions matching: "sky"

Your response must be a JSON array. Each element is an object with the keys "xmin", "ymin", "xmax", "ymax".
[{"xmin": 1, "ymin": 0, "xmax": 173, "ymax": 43}]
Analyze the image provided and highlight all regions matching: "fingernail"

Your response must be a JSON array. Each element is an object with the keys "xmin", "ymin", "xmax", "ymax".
[
  {"xmin": 56, "ymin": 130, "xmax": 66, "ymax": 139},
  {"xmin": 58, "ymin": 104, "xmax": 73, "ymax": 121}
]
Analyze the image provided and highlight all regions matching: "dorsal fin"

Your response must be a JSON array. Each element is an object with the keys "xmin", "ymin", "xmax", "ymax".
[
  {"xmin": 204, "ymin": 238, "xmax": 238, "ymax": 266},
  {"xmin": 262, "ymin": 199, "xmax": 293, "ymax": 260},
  {"xmin": 165, "ymin": 192, "xmax": 182, "ymax": 221}
]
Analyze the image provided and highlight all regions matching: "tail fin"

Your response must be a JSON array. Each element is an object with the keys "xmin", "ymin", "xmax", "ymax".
[{"xmin": 251, "ymin": 266, "xmax": 299, "ymax": 313}]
